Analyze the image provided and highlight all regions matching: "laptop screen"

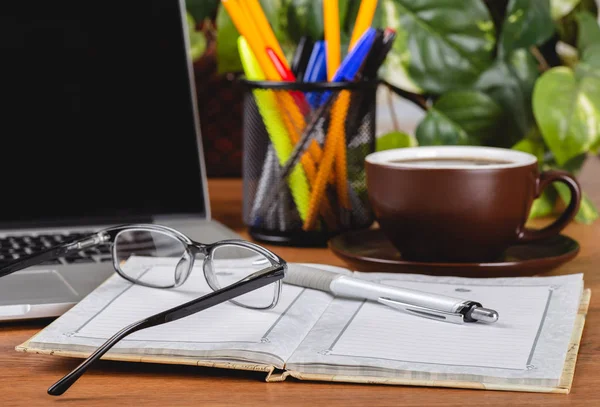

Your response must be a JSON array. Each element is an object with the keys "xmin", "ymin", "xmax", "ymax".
[{"xmin": 0, "ymin": 0, "xmax": 207, "ymax": 226}]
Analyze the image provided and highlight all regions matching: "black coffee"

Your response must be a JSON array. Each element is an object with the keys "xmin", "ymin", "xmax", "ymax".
[{"xmin": 390, "ymin": 157, "xmax": 512, "ymax": 167}]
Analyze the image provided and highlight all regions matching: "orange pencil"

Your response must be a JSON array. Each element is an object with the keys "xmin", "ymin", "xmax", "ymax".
[
  {"xmin": 322, "ymin": 0, "xmax": 351, "ymax": 214},
  {"xmin": 303, "ymin": 91, "xmax": 351, "ymax": 230},
  {"xmin": 349, "ymin": 0, "xmax": 378, "ymax": 50},
  {"xmin": 323, "ymin": 0, "xmax": 341, "ymax": 81},
  {"xmin": 245, "ymin": 0, "xmax": 288, "ymax": 66}
]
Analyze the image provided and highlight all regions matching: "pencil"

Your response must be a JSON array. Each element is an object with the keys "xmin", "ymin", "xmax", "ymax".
[
  {"xmin": 349, "ymin": 0, "xmax": 378, "ymax": 50},
  {"xmin": 238, "ymin": 36, "xmax": 311, "ymax": 222},
  {"xmin": 323, "ymin": 0, "xmax": 341, "ymax": 81},
  {"xmin": 244, "ymin": 0, "xmax": 288, "ymax": 67},
  {"xmin": 226, "ymin": 0, "xmax": 339, "ymax": 227},
  {"xmin": 305, "ymin": 28, "xmax": 379, "ymax": 228},
  {"xmin": 225, "ymin": 0, "xmax": 319, "ymax": 161},
  {"xmin": 304, "ymin": 91, "xmax": 351, "ymax": 230},
  {"xmin": 323, "ymin": 0, "xmax": 351, "ymax": 214}
]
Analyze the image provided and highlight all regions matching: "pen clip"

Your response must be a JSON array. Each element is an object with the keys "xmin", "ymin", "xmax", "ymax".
[{"xmin": 378, "ymin": 298, "xmax": 465, "ymax": 324}]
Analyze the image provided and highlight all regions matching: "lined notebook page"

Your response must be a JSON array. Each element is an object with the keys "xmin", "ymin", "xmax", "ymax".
[
  {"xmin": 26, "ymin": 258, "xmax": 335, "ymax": 367},
  {"xmin": 332, "ymin": 281, "xmax": 550, "ymax": 369},
  {"xmin": 75, "ymin": 267, "xmax": 297, "ymax": 343},
  {"xmin": 286, "ymin": 272, "xmax": 583, "ymax": 385}
]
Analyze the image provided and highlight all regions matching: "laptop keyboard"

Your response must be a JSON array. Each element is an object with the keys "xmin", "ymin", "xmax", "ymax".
[{"xmin": 0, "ymin": 231, "xmax": 112, "ymax": 266}]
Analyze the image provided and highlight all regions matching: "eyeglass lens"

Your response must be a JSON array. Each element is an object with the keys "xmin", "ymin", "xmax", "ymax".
[
  {"xmin": 205, "ymin": 244, "xmax": 277, "ymax": 308},
  {"xmin": 114, "ymin": 229, "xmax": 189, "ymax": 288},
  {"xmin": 112, "ymin": 229, "xmax": 277, "ymax": 308},
  {"xmin": 206, "ymin": 244, "xmax": 277, "ymax": 309}
]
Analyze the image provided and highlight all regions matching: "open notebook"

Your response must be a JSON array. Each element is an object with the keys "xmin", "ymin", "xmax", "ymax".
[{"xmin": 17, "ymin": 257, "xmax": 590, "ymax": 393}]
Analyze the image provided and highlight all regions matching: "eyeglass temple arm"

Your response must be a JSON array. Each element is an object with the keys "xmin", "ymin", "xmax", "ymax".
[
  {"xmin": 0, "ymin": 234, "xmax": 101, "ymax": 279},
  {"xmin": 47, "ymin": 264, "xmax": 285, "ymax": 396}
]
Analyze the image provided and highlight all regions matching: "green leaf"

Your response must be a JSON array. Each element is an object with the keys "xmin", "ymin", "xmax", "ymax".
[
  {"xmin": 551, "ymin": 0, "xmax": 582, "ymax": 20},
  {"xmin": 189, "ymin": 31, "xmax": 207, "ymax": 62},
  {"xmin": 416, "ymin": 91, "xmax": 503, "ymax": 146},
  {"xmin": 416, "ymin": 110, "xmax": 469, "ymax": 146},
  {"xmin": 285, "ymin": 0, "xmax": 326, "ymax": 43},
  {"xmin": 557, "ymin": 153, "xmax": 588, "ymax": 173},
  {"xmin": 529, "ymin": 188, "xmax": 558, "ymax": 219},
  {"xmin": 532, "ymin": 66, "xmax": 600, "ymax": 165},
  {"xmin": 555, "ymin": 183, "xmax": 600, "ymax": 223},
  {"xmin": 555, "ymin": 0, "xmax": 598, "ymax": 47},
  {"xmin": 376, "ymin": 131, "xmax": 417, "ymax": 151},
  {"xmin": 576, "ymin": 10, "xmax": 600, "ymax": 52},
  {"xmin": 186, "ymin": 13, "xmax": 206, "ymax": 62},
  {"xmin": 379, "ymin": 0, "xmax": 496, "ymax": 95},
  {"xmin": 512, "ymin": 137, "xmax": 546, "ymax": 163},
  {"xmin": 509, "ymin": 48, "xmax": 541, "ymax": 98},
  {"xmin": 377, "ymin": 3, "xmax": 421, "ymax": 94},
  {"xmin": 499, "ymin": 0, "xmax": 555, "ymax": 58},
  {"xmin": 581, "ymin": 43, "xmax": 600, "ymax": 67},
  {"xmin": 576, "ymin": 12, "xmax": 600, "ymax": 68},
  {"xmin": 475, "ymin": 49, "xmax": 540, "ymax": 144},
  {"xmin": 216, "ymin": 5, "xmax": 242, "ymax": 73}
]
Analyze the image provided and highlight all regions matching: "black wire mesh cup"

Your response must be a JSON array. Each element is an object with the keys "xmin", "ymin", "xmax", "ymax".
[{"xmin": 240, "ymin": 79, "xmax": 377, "ymax": 247}]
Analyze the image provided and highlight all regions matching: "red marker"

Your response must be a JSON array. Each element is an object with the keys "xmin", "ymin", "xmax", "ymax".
[{"xmin": 266, "ymin": 47, "xmax": 310, "ymax": 115}]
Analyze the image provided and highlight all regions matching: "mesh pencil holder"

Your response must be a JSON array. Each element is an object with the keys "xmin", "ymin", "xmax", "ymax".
[{"xmin": 240, "ymin": 79, "xmax": 378, "ymax": 247}]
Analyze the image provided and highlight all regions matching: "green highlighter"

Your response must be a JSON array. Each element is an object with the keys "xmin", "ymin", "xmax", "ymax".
[{"xmin": 237, "ymin": 36, "xmax": 310, "ymax": 224}]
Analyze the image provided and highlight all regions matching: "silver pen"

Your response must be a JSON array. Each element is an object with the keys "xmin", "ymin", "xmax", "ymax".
[{"xmin": 284, "ymin": 265, "xmax": 499, "ymax": 324}]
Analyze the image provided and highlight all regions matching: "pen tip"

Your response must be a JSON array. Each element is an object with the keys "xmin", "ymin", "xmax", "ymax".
[{"xmin": 471, "ymin": 307, "xmax": 499, "ymax": 323}]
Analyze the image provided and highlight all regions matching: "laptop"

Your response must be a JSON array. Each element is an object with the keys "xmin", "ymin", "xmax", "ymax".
[{"xmin": 0, "ymin": 0, "xmax": 241, "ymax": 321}]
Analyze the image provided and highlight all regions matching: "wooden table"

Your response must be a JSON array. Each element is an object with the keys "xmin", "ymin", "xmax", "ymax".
[{"xmin": 2, "ymin": 158, "xmax": 600, "ymax": 406}]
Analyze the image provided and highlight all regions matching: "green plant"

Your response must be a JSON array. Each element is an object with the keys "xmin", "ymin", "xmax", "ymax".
[
  {"xmin": 208, "ymin": 0, "xmax": 600, "ymax": 224},
  {"xmin": 186, "ymin": 11, "xmax": 207, "ymax": 62}
]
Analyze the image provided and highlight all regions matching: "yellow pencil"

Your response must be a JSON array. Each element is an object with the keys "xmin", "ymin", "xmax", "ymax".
[
  {"xmin": 323, "ymin": 0, "xmax": 341, "ymax": 81},
  {"xmin": 349, "ymin": 0, "xmax": 378, "ymax": 50}
]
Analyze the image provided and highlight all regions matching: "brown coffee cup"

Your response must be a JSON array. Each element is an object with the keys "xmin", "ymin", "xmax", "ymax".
[{"xmin": 365, "ymin": 146, "xmax": 582, "ymax": 263}]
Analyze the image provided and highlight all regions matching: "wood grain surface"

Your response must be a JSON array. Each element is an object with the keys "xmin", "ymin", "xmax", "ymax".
[{"xmin": 2, "ymin": 157, "xmax": 599, "ymax": 406}]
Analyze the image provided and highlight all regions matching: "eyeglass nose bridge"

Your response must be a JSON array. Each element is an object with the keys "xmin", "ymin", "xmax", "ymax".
[
  {"xmin": 173, "ymin": 244, "xmax": 206, "ymax": 287},
  {"xmin": 173, "ymin": 249, "xmax": 195, "ymax": 287}
]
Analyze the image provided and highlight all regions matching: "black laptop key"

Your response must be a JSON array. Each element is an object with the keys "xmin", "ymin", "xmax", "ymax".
[
  {"xmin": 64, "ymin": 254, "xmax": 93, "ymax": 264},
  {"xmin": 97, "ymin": 246, "xmax": 111, "ymax": 255},
  {"xmin": 66, "ymin": 257, "xmax": 94, "ymax": 264}
]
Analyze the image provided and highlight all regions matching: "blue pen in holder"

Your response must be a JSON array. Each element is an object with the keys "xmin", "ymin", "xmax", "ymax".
[{"xmin": 240, "ymin": 79, "xmax": 378, "ymax": 247}]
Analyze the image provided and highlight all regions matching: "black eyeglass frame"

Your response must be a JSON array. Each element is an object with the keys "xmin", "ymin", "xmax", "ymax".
[
  {"xmin": 0, "ymin": 224, "xmax": 287, "ymax": 396},
  {"xmin": 47, "ymin": 260, "xmax": 285, "ymax": 395},
  {"xmin": 0, "ymin": 223, "xmax": 286, "ymax": 310}
]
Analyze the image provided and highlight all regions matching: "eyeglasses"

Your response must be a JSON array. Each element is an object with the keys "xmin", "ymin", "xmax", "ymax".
[{"xmin": 0, "ymin": 223, "xmax": 286, "ymax": 395}]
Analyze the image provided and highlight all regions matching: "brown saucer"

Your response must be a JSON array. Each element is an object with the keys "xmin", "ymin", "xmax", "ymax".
[{"xmin": 329, "ymin": 228, "xmax": 580, "ymax": 277}]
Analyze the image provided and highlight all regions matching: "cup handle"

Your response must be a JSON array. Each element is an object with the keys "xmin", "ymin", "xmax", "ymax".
[{"xmin": 517, "ymin": 170, "xmax": 582, "ymax": 242}]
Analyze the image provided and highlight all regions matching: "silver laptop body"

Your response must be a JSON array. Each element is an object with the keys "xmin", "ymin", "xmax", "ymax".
[{"xmin": 0, "ymin": 0, "xmax": 240, "ymax": 321}]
